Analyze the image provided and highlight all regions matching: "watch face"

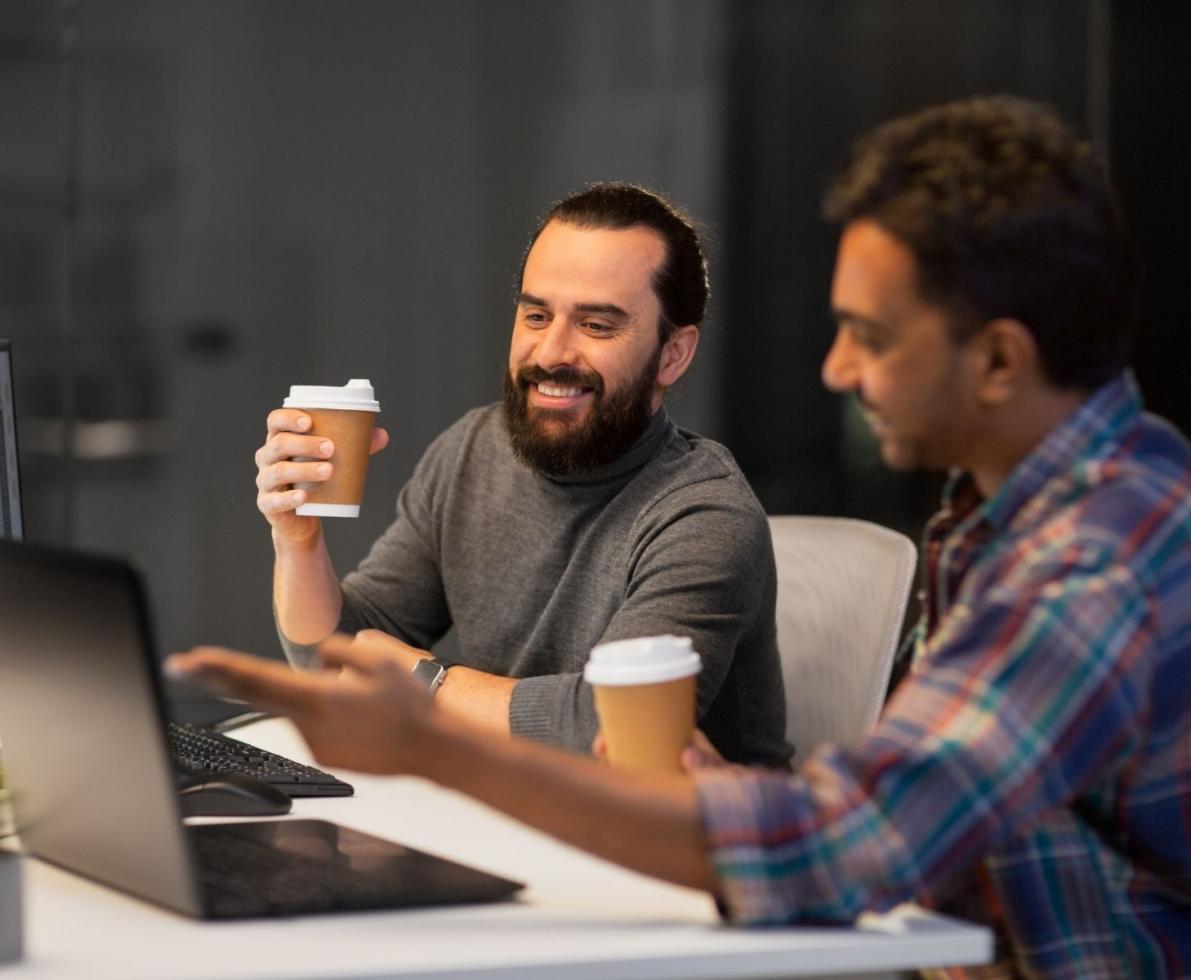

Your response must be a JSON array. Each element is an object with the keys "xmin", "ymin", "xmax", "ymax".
[{"xmin": 412, "ymin": 658, "xmax": 447, "ymax": 694}]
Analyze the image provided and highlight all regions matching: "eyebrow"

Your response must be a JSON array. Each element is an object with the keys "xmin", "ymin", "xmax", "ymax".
[
  {"xmin": 517, "ymin": 293, "xmax": 630, "ymax": 321},
  {"xmin": 831, "ymin": 307, "xmax": 885, "ymax": 333}
]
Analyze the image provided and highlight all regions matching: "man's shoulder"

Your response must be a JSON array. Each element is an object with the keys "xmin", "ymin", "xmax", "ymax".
[
  {"xmin": 998, "ymin": 421, "xmax": 1191, "ymax": 593},
  {"xmin": 419, "ymin": 402, "xmax": 507, "ymax": 461},
  {"xmin": 655, "ymin": 425, "xmax": 761, "ymax": 498},
  {"xmin": 1072, "ymin": 412, "xmax": 1191, "ymax": 545},
  {"xmin": 403, "ymin": 403, "xmax": 510, "ymax": 501},
  {"xmin": 629, "ymin": 423, "xmax": 770, "ymax": 542}
]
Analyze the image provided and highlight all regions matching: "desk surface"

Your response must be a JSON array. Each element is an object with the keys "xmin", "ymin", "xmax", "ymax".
[{"xmin": 7, "ymin": 718, "xmax": 991, "ymax": 979}]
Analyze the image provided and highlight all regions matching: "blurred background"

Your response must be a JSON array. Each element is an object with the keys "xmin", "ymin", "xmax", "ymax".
[{"xmin": 1, "ymin": 1, "xmax": 1187, "ymax": 706}]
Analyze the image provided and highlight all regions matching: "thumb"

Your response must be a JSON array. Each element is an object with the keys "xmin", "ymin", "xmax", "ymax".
[{"xmin": 317, "ymin": 632, "xmax": 394, "ymax": 675}]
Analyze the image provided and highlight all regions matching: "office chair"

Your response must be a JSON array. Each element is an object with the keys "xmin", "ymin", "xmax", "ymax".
[{"xmin": 768, "ymin": 515, "xmax": 917, "ymax": 767}]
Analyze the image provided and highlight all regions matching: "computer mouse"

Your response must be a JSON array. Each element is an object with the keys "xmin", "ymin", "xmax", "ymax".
[{"xmin": 178, "ymin": 771, "xmax": 293, "ymax": 817}]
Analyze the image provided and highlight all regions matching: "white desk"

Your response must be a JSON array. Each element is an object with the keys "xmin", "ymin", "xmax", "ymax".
[{"xmin": 6, "ymin": 718, "xmax": 991, "ymax": 979}]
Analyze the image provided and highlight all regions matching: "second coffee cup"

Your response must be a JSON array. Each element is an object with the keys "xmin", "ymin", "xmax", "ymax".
[
  {"xmin": 283, "ymin": 378, "xmax": 381, "ymax": 518},
  {"xmin": 584, "ymin": 635, "xmax": 702, "ymax": 775}
]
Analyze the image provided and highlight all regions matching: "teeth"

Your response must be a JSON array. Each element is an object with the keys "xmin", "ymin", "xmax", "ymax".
[{"xmin": 538, "ymin": 383, "xmax": 584, "ymax": 398}]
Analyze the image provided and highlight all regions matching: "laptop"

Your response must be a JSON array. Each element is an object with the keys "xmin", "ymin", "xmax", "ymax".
[
  {"xmin": 0, "ymin": 339, "xmax": 354, "ymax": 796},
  {"xmin": 0, "ymin": 539, "xmax": 524, "ymax": 918}
]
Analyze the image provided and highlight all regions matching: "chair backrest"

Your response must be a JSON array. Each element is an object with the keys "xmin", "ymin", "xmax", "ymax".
[{"xmin": 769, "ymin": 515, "xmax": 917, "ymax": 766}]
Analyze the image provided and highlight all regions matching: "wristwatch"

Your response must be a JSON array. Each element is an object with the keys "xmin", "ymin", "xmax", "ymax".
[{"xmin": 411, "ymin": 657, "xmax": 450, "ymax": 695}]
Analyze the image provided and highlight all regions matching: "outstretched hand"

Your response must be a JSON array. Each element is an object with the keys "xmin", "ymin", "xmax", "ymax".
[{"xmin": 165, "ymin": 632, "xmax": 436, "ymax": 776}]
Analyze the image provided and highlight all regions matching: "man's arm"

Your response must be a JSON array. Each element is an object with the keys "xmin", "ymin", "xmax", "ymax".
[
  {"xmin": 508, "ymin": 483, "xmax": 788, "ymax": 765},
  {"xmin": 697, "ymin": 559, "xmax": 1156, "ymax": 924},
  {"xmin": 273, "ymin": 525, "xmax": 343, "ymax": 644},
  {"xmin": 337, "ymin": 629, "xmax": 516, "ymax": 734},
  {"xmin": 165, "ymin": 634, "xmax": 716, "ymax": 892}
]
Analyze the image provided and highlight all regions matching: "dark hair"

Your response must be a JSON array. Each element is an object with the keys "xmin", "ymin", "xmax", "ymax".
[
  {"xmin": 522, "ymin": 182, "xmax": 709, "ymax": 341},
  {"xmin": 823, "ymin": 95, "xmax": 1137, "ymax": 390}
]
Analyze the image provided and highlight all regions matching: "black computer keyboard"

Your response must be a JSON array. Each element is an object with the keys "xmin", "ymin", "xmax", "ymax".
[{"xmin": 168, "ymin": 722, "xmax": 354, "ymax": 797}]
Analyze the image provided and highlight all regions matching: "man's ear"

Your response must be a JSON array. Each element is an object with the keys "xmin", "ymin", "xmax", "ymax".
[
  {"xmin": 971, "ymin": 317, "xmax": 1038, "ymax": 407},
  {"xmin": 656, "ymin": 325, "xmax": 700, "ymax": 389}
]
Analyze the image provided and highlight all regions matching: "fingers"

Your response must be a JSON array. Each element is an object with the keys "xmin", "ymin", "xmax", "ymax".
[
  {"xmin": 266, "ymin": 408, "xmax": 314, "ymax": 438},
  {"xmin": 255, "ymin": 458, "xmax": 333, "ymax": 494},
  {"xmin": 255, "ymin": 412, "xmax": 335, "ymax": 522},
  {"xmin": 369, "ymin": 427, "xmax": 390, "ymax": 456},
  {"xmin": 317, "ymin": 632, "xmax": 409, "ymax": 677},
  {"xmin": 317, "ymin": 634, "xmax": 429, "ymax": 707},
  {"xmin": 255, "ymin": 435, "xmax": 335, "ymax": 475},
  {"xmin": 681, "ymin": 729, "xmax": 727, "ymax": 771},
  {"xmin": 165, "ymin": 648, "xmax": 322, "ymax": 715},
  {"xmin": 689, "ymin": 728, "xmax": 725, "ymax": 763}
]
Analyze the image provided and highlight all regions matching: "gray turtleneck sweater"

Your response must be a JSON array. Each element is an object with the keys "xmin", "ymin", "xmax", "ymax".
[{"xmin": 281, "ymin": 404, "xmax": 792, "ymax": 768}]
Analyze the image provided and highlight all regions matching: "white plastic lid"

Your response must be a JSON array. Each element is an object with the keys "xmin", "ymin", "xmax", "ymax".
[
  {"xmin": 283, "ymin": 378, "xmax": 380, "ymax": 412},
  {"xmin": 583, "ymin": 635, "xmax": 702, "ymax": 687}
]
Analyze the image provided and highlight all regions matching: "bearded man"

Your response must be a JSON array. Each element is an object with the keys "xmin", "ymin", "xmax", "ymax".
[{"xmin": 253, "ymin": 183, "xmax": 793, "ymax": 767}]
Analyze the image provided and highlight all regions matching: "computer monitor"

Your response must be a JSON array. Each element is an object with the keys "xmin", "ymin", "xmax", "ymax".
[{"xmin": 0, "ymin": 340, "xmax": 22, "ymax": 542}]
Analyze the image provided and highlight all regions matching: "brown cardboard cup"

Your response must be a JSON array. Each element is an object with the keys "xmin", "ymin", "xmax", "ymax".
[
  {"xmin": 283, "ymin": 379, "xmax": 381, "ymax": 518},
  {"xmin": 585, "ymin": 636, "xmax": 702, "ymax": 775}
]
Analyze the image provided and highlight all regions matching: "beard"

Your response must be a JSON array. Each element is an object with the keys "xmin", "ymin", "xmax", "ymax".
[{"xmin": 503, "ymin": 346, "xmax": 662, "ymax": 477}]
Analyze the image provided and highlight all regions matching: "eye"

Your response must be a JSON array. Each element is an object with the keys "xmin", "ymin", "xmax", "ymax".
[
  {"xmin": 522, "ymin": 310, "xmax": 550, "ymax": 328},
  {"xmin": 581, "ymin": 319, "xmax": 617, "ymax": 335},
  {"xmin": 849, "ymin": 324, "xmax": 887, "ymax": 354}
]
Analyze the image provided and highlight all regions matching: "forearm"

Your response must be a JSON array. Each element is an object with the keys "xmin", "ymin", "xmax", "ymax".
[
  {"xmin": 419, "ymin": 712, "xmax": 718, "ymax": 893},
  {"xmin": 273, "ymin": 526, "xmax": 343, "ymax": 644},
  {"xmin": 436, "ymin": 666, "xmax": 515, "ymax": 736},
  {"xmin": 166, "ymin": 637, "xmax": 719, "ymax": 895}
]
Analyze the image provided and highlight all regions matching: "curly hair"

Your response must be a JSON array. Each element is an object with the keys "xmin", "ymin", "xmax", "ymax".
[{"xmin": 824, "ymin": 96, "xmax": 1137, "ymax": 389}]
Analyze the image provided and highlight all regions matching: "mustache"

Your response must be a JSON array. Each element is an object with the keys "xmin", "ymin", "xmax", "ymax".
[{"xmin": 516, "ymin": 365, "xmax": 603, "ymax": 393}]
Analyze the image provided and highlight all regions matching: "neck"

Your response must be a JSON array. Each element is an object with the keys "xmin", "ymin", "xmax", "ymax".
[{"xmin": 968, "ymin": 385, "xmax": 1088, "ymax": 498}]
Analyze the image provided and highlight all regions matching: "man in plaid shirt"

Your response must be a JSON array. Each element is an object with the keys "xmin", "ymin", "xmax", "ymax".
[{"xmin": 171, "ymin": 96, "xmax": 1191, "ymax": 977}]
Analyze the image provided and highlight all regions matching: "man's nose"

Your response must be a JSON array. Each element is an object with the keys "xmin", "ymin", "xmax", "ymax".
[
  {"xmin": 532, "ymin": 319, "xmax": 580, "ymax": 370},
  {"xmin": 821, "ymin": 327, "xmax": 859, "ymax": 392}
]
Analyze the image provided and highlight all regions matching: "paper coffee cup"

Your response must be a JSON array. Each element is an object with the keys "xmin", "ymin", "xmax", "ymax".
[
  {"xmin": 584, "ymin": 635, "xmax": 702, "ymax": 774},
  {"xmin": 283, "ymin": 379, "xmax": 381, "ymax": 518}
]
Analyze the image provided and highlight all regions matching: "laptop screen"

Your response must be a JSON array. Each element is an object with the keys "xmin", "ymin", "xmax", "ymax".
[
  {"xmin": 0, "ymin": 341, "xmax": 22, "ymax": 542},
  {"xmin": 0, "ymin": 541, "xmax": 203, "ymax": 915}
]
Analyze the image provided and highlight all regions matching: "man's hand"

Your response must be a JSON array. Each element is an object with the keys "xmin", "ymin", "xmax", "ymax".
[
  {"xmin": 169, "ymin": 635, "xmax": 717, "ymax": 895},
  {"xmin": 680, "ymin": 729, "xmax": 728, "ymax": 770},
  {"xmin": 254, "ymin": 408, "xmax": 389, "ymax": 543},
  {"xmin": 346, "ymin": 628, "xmax": 430, "ymax": 671},
  {"xmin": 165, "ymin": 632, "xmax": 435, "ymax": 776}
]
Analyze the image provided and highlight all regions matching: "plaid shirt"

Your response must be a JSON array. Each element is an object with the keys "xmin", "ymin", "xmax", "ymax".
[{"xmin": 696, "ymin": 373, "xmax": 1191, "ymax": 978}]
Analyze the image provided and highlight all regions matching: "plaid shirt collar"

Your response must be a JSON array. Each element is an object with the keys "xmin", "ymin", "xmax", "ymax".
[
  {"xmin": 920, "ymin": 371, "xmax": 1142, "ymax": 634},
  {"xmin": 929, "ymin": 371, "xmax": 1141, "ymax": 540}
]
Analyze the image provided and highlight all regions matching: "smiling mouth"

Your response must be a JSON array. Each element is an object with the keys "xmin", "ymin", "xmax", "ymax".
[{"xmin": 536, "ymin": 382, "xmax": 590, "ymax": 399}]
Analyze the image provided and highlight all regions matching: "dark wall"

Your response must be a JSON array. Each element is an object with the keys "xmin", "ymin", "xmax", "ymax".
[
  {"xmin": 0, "ymin": 1, "xmax": 728, "ymax": 665},
  {"xmin": 1112, "ymin": 0, "xmax": 1191, "ymax": 437},
  {"xmin": 720, "ymin": 0, "xmax": 1101, "ymax": 536},
  {"xmin": 0, "ymin": 1, "xmax": 1185, "ymax": 675}
]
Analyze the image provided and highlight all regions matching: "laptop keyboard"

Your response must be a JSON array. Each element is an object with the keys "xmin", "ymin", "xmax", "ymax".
[{"xmin": 169, "ymin": 722, "xmax": 353, "ymax": 797}]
